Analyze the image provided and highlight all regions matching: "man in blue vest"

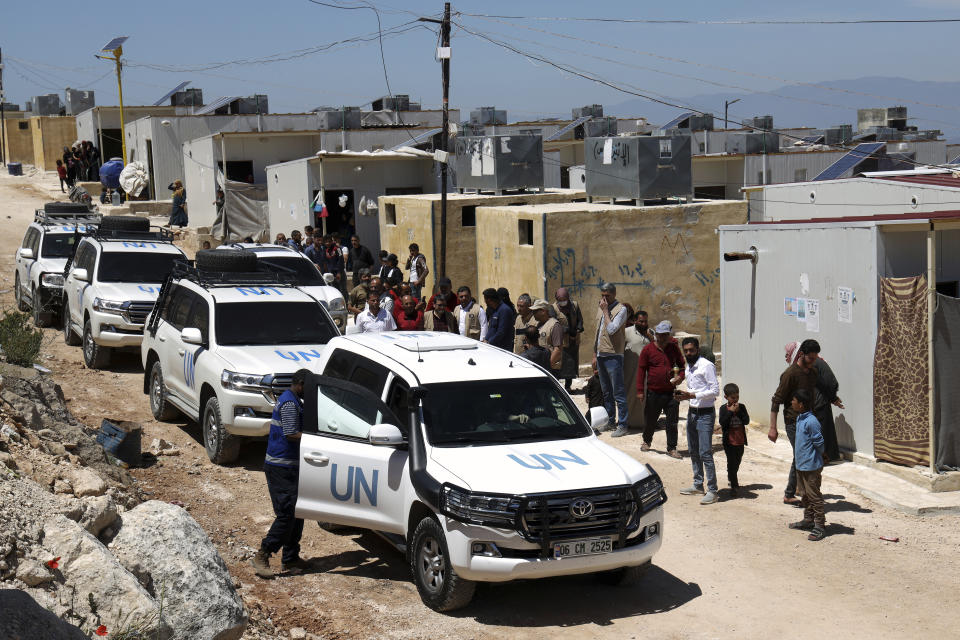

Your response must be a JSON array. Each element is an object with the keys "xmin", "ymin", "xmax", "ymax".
[{"xmin": 251, "ymin": 368, "xmax": 310, "ymax": 578}]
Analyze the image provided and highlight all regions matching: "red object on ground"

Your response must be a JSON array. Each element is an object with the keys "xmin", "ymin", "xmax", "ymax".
[{"xmin": 879, "ymin": 536, "xmax": 900, "ymax": 542}]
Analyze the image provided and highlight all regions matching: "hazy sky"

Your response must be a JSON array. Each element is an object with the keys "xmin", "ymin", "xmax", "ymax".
[{"xmin": 3, "ymin": 0, "xmax": 959, "ymax": 122}]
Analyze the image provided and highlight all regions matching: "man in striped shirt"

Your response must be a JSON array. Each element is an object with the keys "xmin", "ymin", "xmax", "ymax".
[{"xmin": 251, "ymin": 369, "xmax": 310, "ymax": 578}]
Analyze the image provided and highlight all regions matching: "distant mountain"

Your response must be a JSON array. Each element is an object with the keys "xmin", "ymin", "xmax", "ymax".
[{"xmin": 607, "ymin": 76, "xmax": 960, "ymax": 141}]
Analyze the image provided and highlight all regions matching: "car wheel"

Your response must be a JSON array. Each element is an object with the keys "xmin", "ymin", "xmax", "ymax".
[
  {"xmin": 82, "ymin": 320, "xmax": 111, "ymax": 369},
  {"xmin": 63, "ymin": 307, "xmax": 81, "ymax": 346},
  {"xmin": 202, "ymin": 396, "xmax": 240, "ymax": 464},
  {"xmin": 14, "ymin": 274, "xmax": 29, "ymax": 312},
  {"xmin": 596, "ymin": 560, "xmax": 652, "ymax": 587},
  {"xmin": 149, "ymin": 361, "xmax": 180, "ymax": 421},
  {"xmin": 409, "ymin": 516, "xmax": 475, "ymax": 612},
  {"xmin": 195, "ymin": 249, "xmax": 258, "ymax": 272},
  {"xmin": 99, "ymin": 215, "xmax": 150, "ymax": 232},
  {"xmin": 31, "ymin": 288, "xmax": 53, "ymax": 328}
]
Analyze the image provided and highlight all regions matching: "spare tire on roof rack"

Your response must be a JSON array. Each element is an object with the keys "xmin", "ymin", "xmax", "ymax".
[
  {"xmin": 99, "ymin": 215, "xmax": 150, "ymax": 233},
  {"xmin": 44, "ymin": 202, "xmax": 93, "ymax": 213},
  {"xmin": 195, "ymin": 249, "xmax": 257, "ymax": 272}
]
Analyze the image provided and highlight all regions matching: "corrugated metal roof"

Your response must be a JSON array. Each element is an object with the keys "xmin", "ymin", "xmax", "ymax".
[
  {"xmin": 876, "ymin": 174, "xmax": 960, "ymax": 189},
  {"xmin": 752, "ymin": 209, "xmax": 960, "ymax": 225}
]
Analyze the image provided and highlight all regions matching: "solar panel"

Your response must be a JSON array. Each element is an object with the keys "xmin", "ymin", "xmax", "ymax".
[
  {"xmin": 153, "ymin": 81, "xmax": 191, "ymax": 107},
  {"xmin": 544, "ymin": 115, "xmax": 592, "ymax": 142},
  {"xmin": 812, "ymin": 143, "xmax": 885, "ymax": 181},
  {"xmin": 950, "ymin": 154, "xmax": 960, "ymax": 165},
  {"xmin": 660, "ymin": 112, "xmax": 694, "ymax": 130},
  {"xmin": 800, "ymin": 135, "xmax": 824, "ymax": 144},
  {"xmin": 101, "ymin": 36, "xmax": 129, "ymax": 52},
  {"xmin": 389, "ymin": 128, "xmax": 442, "ymax": 151},
  {"xmin": 195, "ymin": 96, "xmax": 239, "ymax": 115}
]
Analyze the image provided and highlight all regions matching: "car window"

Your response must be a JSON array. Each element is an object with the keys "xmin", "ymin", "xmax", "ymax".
[
  {"xmin": 163, "ymin": 286, "xmax": 192, "ymax": 331},
  {"xmin": 78, "ymin": 243, "xmax": 96, "ymax": 272},
  {"xmin": 315, "ymin": 383, "xmax": 380, "ymax": 439},
  {"xmin": 22, "ymin": 229, "xmax": 34, "ymax": 249},
  {"xmin": 40, "ymin": 233, "xmax": 77, "ymax": 259},
  {"xmin": 387, "ymin": 378, "xmax": 410, "ymax": 424},
  {"xmin": 323, "ymin": 349, "xmax": 353, "ymax": 380},
  {"xmin": 29, "ymin": 229, "xmax": 41, "ymax": 255},
  {"xmin": 351, "ymin": 363, "xmax": 387, "ymax": 396},
  {"xmin": 187, "ymin": 297, "xmax": 210, "ymax": 343}
]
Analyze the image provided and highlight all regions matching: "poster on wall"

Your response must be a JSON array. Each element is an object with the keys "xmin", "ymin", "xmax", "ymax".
[
  {"xmin": 784, "ymin": 297, "xmax": 798, "ymax": 317},
  {"xmin": 805, "ymin": 298, "xmax": 820, "ymax": 332},
  {"xmin": 838, "ymin": 286, "xmax": 853, "ymax": 323},
  {"xmin": 797, "ymin": 298, "xmax": 807, "ymax": 322}
]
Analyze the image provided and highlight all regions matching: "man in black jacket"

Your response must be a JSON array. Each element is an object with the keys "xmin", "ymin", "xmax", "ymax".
[{"xmin": 346, "ymin": 235, "xmax": 374, "ymax": 288}]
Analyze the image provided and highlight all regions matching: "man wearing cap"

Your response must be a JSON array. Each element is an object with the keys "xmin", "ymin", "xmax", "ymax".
[
  {"xmin": 532, "ymin": 298, "xmax": 564, "ymax": 374},
  {"xmin": 593, "ymin": 283, "xmax": 630, "ymax": 436},
  {"xmin": 426, "ymin": 277, "xmax": 458, "ymax": 312},
  {"xmin": 636, "ymin": 320, "xmax": 685, "ymax": 458},
  {"xmin": 513, "ymin": 294, "xmax": 539, "ymax": 354}
]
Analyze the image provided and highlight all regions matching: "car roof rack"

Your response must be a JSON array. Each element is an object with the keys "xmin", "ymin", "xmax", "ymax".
[
  {"xmin": 171, "ymin": 260, "xmax": 301, "ymax": 289},
  {"xmin": 88, "ymin": 227, "xmax": 176, "ymax": 243},
  {"xmin": 222, "ymin": 242, "xmax": 293, "ymax": 253},
  {"xmin": 34, "ymin": 210, "xmax": 102, "ymax": 227}
]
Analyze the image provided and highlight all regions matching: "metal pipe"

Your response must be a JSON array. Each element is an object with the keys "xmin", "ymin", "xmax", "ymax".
[
  {"xmin": 723, "ymin": 248, "xmax": 758, "ymax": 263},
  {"xmin": 927, "ymin": 225, "xmax": 936, "ymax": 473}
]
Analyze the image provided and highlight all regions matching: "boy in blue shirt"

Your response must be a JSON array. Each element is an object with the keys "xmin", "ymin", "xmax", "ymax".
[{"xmin": 787, "ymin": 389, "xmax": 827, "ymax": 541}]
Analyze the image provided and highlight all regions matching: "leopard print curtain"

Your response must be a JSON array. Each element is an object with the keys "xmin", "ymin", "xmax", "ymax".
[{"xmin": 873, "ymin": 276, "xmax": 928, "ymax": 466}]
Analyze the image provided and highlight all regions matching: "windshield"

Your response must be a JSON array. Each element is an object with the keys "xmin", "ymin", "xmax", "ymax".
[
  {"xmin": 257, "ymin": 256, "xmax": 325, "ymax": 285},
  {"xmin": 423, "ymin": 378, "xmax": 591, "ymax": 446},
  {"xmin": 41, "ymin": 233, "xmax": 78, "ymax": 258},
  {"xmin": 97, "ymin": 252, "xmax": 186, "ymax": 283},
  {"xmin": 215, "ymin": 301, "xmax": 337, "ymax": 346}
]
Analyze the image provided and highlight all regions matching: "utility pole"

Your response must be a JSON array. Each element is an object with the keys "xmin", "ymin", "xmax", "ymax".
[
  {"xmin": 97, "ymin": 37, "xmax": 129, "ymax": 163},
  {"xmin": 724, "ymin": 98, "xmax": 741, "ymax": 130},
  {"xmin": 420, "ymin": 3, "xmax": 451, "ymax": 278},
  {"xmin": 0, "ymin": 47, "xmax": 7, "ymax": 166}
]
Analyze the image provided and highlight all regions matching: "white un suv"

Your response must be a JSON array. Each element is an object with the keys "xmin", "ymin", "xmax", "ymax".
[
  {"xmin": 15, "ymin": 203, "xmax": 100, "ymax": 327},
  {"xmin": 217, "ymin": 243, "xmax": 347, "ymax": 332},
  {"xmin": 141, "ymin": 249, "xmax": 339, "ymax": 464},
  {"xmin": 294, "ymin": 331, "xmax": 666, "ymax": 611},
  {"xmin": 62, "ymin": 216, "xmax": 187, "ymax": 369}
]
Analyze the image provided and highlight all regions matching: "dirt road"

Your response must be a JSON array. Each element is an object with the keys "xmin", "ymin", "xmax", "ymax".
[{"xmin": 2, "ymin": 171, "xmax": 959, "ymax": 639}]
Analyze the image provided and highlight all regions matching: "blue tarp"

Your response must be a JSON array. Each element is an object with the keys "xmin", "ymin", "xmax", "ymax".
[{"xmin": 100, "ymin": 158, "xmax": 124, "ymax": 189}]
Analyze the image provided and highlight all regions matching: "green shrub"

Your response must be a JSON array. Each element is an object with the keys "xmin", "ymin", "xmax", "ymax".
[{"xmin": 0, "ymin": 310, "xmax": 43, "ymax": 367}]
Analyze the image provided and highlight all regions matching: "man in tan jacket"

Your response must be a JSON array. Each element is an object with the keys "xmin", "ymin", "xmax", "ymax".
[{"xmin": 593, "ymin": 283, "xmax": 630, "ymax": 437}]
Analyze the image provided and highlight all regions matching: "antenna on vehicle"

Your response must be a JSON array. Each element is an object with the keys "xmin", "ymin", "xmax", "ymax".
[{"xmin": 416, "ymin": 342, "xmax": 423, "ymax": 363}]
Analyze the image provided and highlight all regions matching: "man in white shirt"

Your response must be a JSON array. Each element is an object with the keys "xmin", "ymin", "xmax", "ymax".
[
  {"xmin": 454, "ymin": 286, "xmax": 488, "ymax": 341},
  {"xmin": 356, "ymin": 292, "xmax": 396, "ymax": 333},
  {"xmin": 675, "ymin": 336, "xmax": 720, "ymax": 505}
]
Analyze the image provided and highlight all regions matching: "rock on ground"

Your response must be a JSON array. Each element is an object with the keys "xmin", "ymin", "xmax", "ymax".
[
  {"xmin": 0, "ymin": 589, "xmax": 87, "ymax": 640},
  {"xmin": 79, "ymin": 494, "xmax": 118, "ymax": 536},
  {"xmin": 41, "ymin": 515, "xmax": 172, "ymax": 639},
  {"xmin": 110, "ymin": 501, "xmax": 248, "ymax": 640},
  {"xmin": 66, "ymin": 468, "xmax": 106, "ymax": 497}
]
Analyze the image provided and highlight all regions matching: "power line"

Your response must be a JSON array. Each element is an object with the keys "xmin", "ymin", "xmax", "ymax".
[
  {"xmin": 459, "ymin": 15, "xmax": 960, "ymax": 117},
  {"xmin": 455, "ymin": 13, "xmax": 960, "ymax": 25},
  {"xmin": 451, "ymin": 21, "xmax": 957, "ymax": 172}
]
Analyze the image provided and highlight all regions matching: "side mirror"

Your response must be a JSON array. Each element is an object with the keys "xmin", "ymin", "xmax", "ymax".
[
  {"xmin": 588, "ymin": 406, "xmax": 610, "ymax": 430},
  {"xmin": 181, "ymin": 327, "xmax": 203, "ymax": 345},
  {"xmin": 19, "ymin": 248, "xmax": 34, "ymax": 260},
  {"xmin": 323, "ymin": 272, "xmax": 336, "ymax": 286},
  {"xmin": 73, "ymin": 268, "xmax": 89, "ymax": 282},
  {"xmin": 369, "ymin": 423, "xmax": 405, "ymax": 446}
]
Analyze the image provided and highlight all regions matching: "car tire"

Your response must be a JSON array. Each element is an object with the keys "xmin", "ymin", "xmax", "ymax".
[
  {"xmin": 202, "ymin": 396, "xmax": 240, "ymax": 464},
  {"xmin": 596, "ymin": 560, "xmax": 652, "ymax": 587},
  {"xmin": 409, "ymin": 516, "xmax": 475, "ymax": 612},
  {"xmin": 82, "ymin": 320, "xmax": 111, "ymax": 369},
  {"xmin": 14, "ymin": 274, "xmax": 29, "ymax": 312},
  {"xmin": 99, "ymin": 215, "xmax": 149, "ymax": 232},
  {"xmin": 195, "ymin": 249, "xmax": 257, "ymax": 273},
  {"xmin": 43, "ymin": 202, "xmax": 91, "ymax": 214},
  {"xmin": 31, "ymin": 288, "xmax": 53, "ymax": 328},
  {"xmin": 63, "ymin": 307, "xmax": 81, "ymax": 346},
  {"xmin": 149, "ymin": 361, "xmax": 180, "ymax": 421}
]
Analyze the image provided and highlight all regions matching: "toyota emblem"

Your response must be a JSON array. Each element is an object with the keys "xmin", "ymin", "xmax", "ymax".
[{"xmin": 569, "ymin": 498, "xmax": 595, "ymax": 519}]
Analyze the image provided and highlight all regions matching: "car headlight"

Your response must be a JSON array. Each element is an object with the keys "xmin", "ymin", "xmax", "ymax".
[
  {"xmin": 328, "ymin": 297, "xmax": 345, "ymax": 312},
  {"xmin": 41, "ymin": 273, "xmax": 65, "ymax": 288},
  {"xmin": 441, "ymin": 484, "xmax": 520, "ymax": 527},
  {"xmin": 93, "ymin": 298, "xmax": 126, "ymax": 313},
  {"xmin": 220, "ymin": 370, "xmax": 268, "ymax": 394},
  {"xmin": 633, "ymin": 466, "xmax": 666, "ymax": 513}
]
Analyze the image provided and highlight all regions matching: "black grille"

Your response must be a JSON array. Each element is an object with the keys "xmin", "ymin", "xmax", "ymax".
[
  {"xmin": 266, "ymin": 373, "xmax": 293, "ymax": 399},
  {"xmin": 520, "ymin": 486, "xmax": 639, "ymax": 542},
  {"xmin": 123, "ymin": 301, "xmax": 155, "ymax": 325}
]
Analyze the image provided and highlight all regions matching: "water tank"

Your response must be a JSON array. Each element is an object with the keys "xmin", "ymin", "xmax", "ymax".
[
  {"xmin": 31, "ymin": 94, "xmax": 61, "ymax": 116},
  {"xmin": 372, "ymin": 95, "xmax": 411, "ymax": 111},
  {"xmin": 572, "ymin": 104, "xmax": 604, "ymax": 119},
  {"xmin": 584, "ymin": 135, "xmax": 692, "ymax": 200},
  {"xmin": 453, "ymin": 135, "xmax": 543, "ymax": 192},
  {"xmin": 470, "ymin": 107, "xmax": 507, "ymax": 126},
  {"xmin": 171, "ymin": 88, "xmax": 204, "ymax": 107},
  {"xmin": 65, "ymin": 89, "xmax": 95, "ymax": 115}
]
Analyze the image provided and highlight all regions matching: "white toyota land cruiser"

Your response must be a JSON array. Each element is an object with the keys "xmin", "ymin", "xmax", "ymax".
[
  {"xmin": 62, "ymin": 216, "xmax": 187, "ymax": 369},
  {"xmin": 141, "ymin": 249, "xmax": 340, "ymax": 464},
  {"xmin": 14, "ymin": 203, "xmax": 100, "ymax": 327},
  {"xmin": 216, "ymin": 243, "xmax": 347, "ymax": 332},
  {"xmin": 295, "ymin": 331, "xmax": 666, "ymax": 611}
]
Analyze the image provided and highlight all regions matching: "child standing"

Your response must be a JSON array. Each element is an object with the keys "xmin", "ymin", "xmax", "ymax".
[
  {"xmin": 718, "ymin": 383, "xmax": 749, "ymax": 496},
  {"xmin": 56, "ymin": 160, "xmax": 67, "ymax": 193},
  {"xmin": 584, "ymin": 360, "xmax": 604, "ymax": 420},
  {"xmin": 788, "ymin": 389, "xmax": 826, "ymax": 541}
]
